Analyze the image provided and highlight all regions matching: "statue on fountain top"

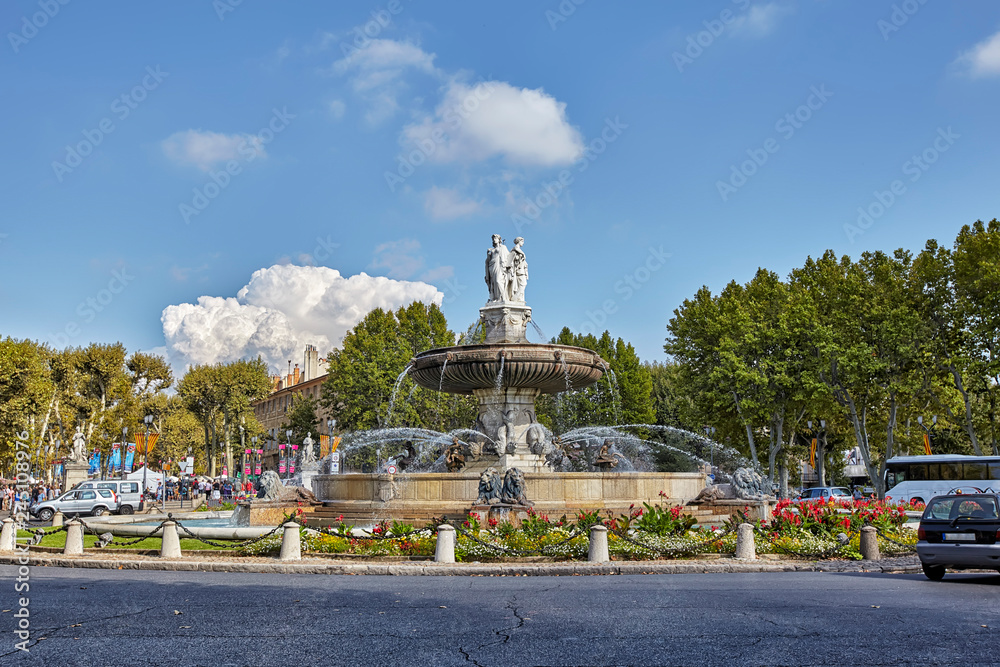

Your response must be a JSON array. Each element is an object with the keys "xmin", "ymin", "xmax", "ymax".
[{"xmin": 484, "ymin": 234, "xmax": 528, "ymax": 303}]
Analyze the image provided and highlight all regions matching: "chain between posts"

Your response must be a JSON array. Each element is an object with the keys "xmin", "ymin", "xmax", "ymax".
[
  {"xmin": 451, "ymin": 523, "xmax": 586, "ymax": 557},
  {"xmin": 869, "ymin": 524, "xmax": 917, "ymax": 552},
  {"xmin": 610, "ymin": 526, "xmax": 736, "ymax": 557},
  {"xmin": 173, "ymin": 517, "xmax": 284, "ymax": 549}
]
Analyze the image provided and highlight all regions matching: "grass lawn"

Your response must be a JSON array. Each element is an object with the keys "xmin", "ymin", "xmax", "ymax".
[{"xmin": 17, "ymin": 528, "xmax": 233, "ymax": 551}]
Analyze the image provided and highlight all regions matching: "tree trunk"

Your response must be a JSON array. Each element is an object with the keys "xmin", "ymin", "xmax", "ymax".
[
  {"xmin": 767, "ymin": 410, "xmax": 785, "ymax": 485},
  {"xmin": 842, "ymin": 392, "xmax": 881, "ymax": 496},
  {"xmin": 732, "ymin": 391, "xmax": 759, "ymax": 466},
  {"xmin": 949, "ymin": 363, "xmax": 983, "ymax": 455}
]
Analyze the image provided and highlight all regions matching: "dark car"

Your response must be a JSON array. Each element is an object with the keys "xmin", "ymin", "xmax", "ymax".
[{"xmin": 916, "ymin": 493, "xmax": 1000, "ymax": 580}]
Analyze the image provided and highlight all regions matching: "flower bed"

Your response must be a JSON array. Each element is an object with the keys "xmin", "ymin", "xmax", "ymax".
[{"xmin": 236, "ymin": 497, "xmax": 921, "ymax": 560}]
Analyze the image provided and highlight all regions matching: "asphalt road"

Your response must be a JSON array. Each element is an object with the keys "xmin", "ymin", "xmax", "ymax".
[{"xmin": 2, "ymin": 566, "xmax": 999, "ymax": 666}]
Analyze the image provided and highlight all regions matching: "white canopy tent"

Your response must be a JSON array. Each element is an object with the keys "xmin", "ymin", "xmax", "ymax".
[{"xmin": 127, "ymin": 466, "xmax": 164, "ymax": 491}]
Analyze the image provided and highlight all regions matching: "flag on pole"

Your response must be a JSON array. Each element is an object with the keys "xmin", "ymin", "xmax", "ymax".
[
  {"xmin": 810, "ymin": 438, "xmax": 818, "ymax": 468},
  {"xmin": 279, "ymin": 444, "xmax": 287, "ymax": 474},
  {"xmin": 123, "ymin": 442, "xmax": 136, "ymax": 473},
  {"xmin": 923, "ymin": 433, "xmax": 932, "ymax": 455}
]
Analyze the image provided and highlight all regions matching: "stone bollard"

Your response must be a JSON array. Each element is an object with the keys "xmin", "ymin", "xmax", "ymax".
[
  {"xmin": 588, "ymin": 525, "xmax": 610, "ymax": 563},
  {"xmin": 735, "ymin": 523, "xmax": 756, "ymax": 560},
  {"xmin": 279, "ymin": 522, "xmax": 301, "ymax": 561},
  {"xmin": 52, "ymin": 511, "xmax": 64, "ymax": 528},
  {"xmin": 0, "ymin": 518, "xmax": 15, "ymax": 553},
  {"xmin": 160, "ymin": 521, "xmax": 182, "ymax": 559},
  {"xmin": 860, "ymin": 526, "xmax": 880, "ymax": 561},
  {"xmin": 63, "ymin": 520, "xmax": 84, "ymax": 556},
  {"xmin": 435, "ymin": 525, "xmax": 456, "ymax": 564}
]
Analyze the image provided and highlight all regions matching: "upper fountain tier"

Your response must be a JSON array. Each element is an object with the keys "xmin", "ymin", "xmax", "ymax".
[{"xmin": 410, "ymin": 343, "xmax": 605, "ymax": 395}]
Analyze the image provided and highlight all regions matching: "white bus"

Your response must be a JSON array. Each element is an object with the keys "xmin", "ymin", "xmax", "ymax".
[{"xmin": 884, "ymin": 455, "xmax": 1000, "ymax": 504}]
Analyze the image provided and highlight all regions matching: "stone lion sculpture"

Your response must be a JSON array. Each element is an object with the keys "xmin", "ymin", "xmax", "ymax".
[
  {"xmin": 256, "ymin": 470, "xmax": 320, "ymax": 504},
  {"xmin": 732, "ymin": 467, "xmax": 768, "ymax": 500},
  {"xmin": 692, "ymin": 485, "xmax": 725, "ymax": 503},
  {"xmin": 476, "ymin": 467, "xmax": 502, "ymax": 504},
  {"xmin": 526, "ymin": 424, "xmax": 550, "ymax": 456},
  {"xmin": 501, "ymin": 467, "xmax": 532, "ymax": 506}
]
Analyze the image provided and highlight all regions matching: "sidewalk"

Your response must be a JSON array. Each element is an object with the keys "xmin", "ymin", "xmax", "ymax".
[{"xmin": 0, "ymin": 552, "xmax": 923, "ymax": 576}]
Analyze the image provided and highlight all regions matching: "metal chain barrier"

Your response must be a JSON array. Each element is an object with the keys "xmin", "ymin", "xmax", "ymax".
[
  {"xmin": 314, "ymin": 526, "xmax": 435, "ymax": 541},
  {"xmin": 173, "ymin": 517, "xmax": 284, "ymax": 550},
  {"xmin": 451, "ymin": 523, "xmax": 586, "ymax": 557},
  {"xmin": 610, "ymin": 526, "xmax": 736, "ymax": 557},
  {"xmin": 81, "ymin": 520, "xmax": 171, "ymax": 547},
  {"xmin": 869, "ymin": 524, "xmax": 917, "ymax": 552},
  {"xmin": 767, "ymin": 534, "xmax": 853, "ymax": 559}
]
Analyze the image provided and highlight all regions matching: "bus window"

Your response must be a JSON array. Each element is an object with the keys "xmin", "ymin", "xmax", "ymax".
[
  {"xmin": 989, "ymin": 464, "xmax": 1000, "ymax": 480},
  {"xmin": 940, "ymin": 463, "xmax": 961, "ymax": 481},
  {"xmin": 909, "ymin": 464, "xmax": 928, "ymax": 481},
  {"xmin": 964, "ymin": 463, "xmax": 987, "ymax": 480}
]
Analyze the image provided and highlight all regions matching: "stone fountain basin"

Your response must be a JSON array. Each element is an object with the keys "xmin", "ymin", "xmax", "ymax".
[{"xmin": 410, "ymin": 343, "xmax": 605, "ymax": 395}]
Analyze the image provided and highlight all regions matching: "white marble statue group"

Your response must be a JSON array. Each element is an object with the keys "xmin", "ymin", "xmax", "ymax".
[{"xmin": 485, "ymin": 234, "xmax": 528, "ymax": 303}]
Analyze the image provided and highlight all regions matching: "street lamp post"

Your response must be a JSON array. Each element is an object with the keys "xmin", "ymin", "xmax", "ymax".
[{"xmin": 142, "ymin": 415, "xmax": 153, "ymax": 511}]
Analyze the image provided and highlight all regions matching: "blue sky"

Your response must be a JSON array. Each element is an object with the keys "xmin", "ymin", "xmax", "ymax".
[{"xmin": 2, "ymin": 1, "xmax": 999, "ymax": 374}]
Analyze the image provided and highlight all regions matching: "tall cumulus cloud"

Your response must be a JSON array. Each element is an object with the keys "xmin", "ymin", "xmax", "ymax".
[{"xmin": 161, "ymin": 264, "xmax": 442, "ymax": 373}]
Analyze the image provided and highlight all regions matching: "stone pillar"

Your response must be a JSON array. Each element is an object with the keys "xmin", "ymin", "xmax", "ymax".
[
  {"xmin": 52, "ymin": 511, "xmax": 64, "ymax": 528},
  {"xmin": 588, "ymin": 525, "xmax": 609, "ymax": 563},
  {"xmin": 435, "ymin": 524, "xmax": 456, "ymax": 563},
  {"xmin": 64, "ymin": 520, "xmax": 84, "ymax": 556},
  {"xmin": 279, "ymin": 522, "xmax": 301, "ymax": 561},
  {"xmin": 0, "ymin": 518, "xmax": 15, "ymax": 553},
  {"xmin": 160, "ymin": 521, "xmax": 181, "ymax": 559},
  {"xmin": 860, "ymin": 526, "xmax": 880, "ymax": 561},
  {"xmin": 735, "ymin": 523, "xmax": 756, "ymax": 560}
]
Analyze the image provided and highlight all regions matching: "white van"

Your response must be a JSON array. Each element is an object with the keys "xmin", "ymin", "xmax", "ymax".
[{"xmin": 74, "ymin": 479, "xmax": 144, "ymax": 514}]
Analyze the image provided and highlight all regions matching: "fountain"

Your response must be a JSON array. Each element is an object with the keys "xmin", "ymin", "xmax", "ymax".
[{"xmin": 310, "ymin": 235, "xmax": 761, "ymax": 526}]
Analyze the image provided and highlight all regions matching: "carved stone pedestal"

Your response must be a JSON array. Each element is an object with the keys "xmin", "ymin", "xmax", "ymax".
[
  {"xmin": 479, "ymin": 302, "xmax": 531, "ymax": 344},
  {"xmin": 62, "ymin": 462, "xmax": 89, "ymax": 491}
]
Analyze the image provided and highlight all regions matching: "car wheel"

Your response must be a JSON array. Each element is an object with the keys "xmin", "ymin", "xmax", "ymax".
[
  {"xmin": 92, "ymin": 506, "xmax": 107, "ymax": 517},
  {"xmin": 118, "ymin": 505, "xmax": 134, "ymax": 516},
  {"xmin": 922, "ymin": 564, "xmax": 946, "ymax": 581},
  {"xmin": 38, "ymin": 508, "xmax": 54, "ymax": 522}
]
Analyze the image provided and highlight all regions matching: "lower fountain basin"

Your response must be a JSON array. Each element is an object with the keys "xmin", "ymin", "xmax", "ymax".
[{"xmin": 410, "ymin": 343, "xmax": 605, "ymax": 395}]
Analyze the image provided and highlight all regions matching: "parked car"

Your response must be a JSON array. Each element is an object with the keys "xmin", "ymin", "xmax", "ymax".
[
  {"xmin": 73, "ymin": 479, "xmax": 143, "ymax": 514},
  {"xmin": 793, "ymin": 487, "xmax": 852, "ymax": 502},
  {"xmin": 29, "ymin": 488, "xmax": 120, "ymax": 522},
  {"xmin": 916, "ymin": 493, "xmax": 1000, "ymax": 581}
]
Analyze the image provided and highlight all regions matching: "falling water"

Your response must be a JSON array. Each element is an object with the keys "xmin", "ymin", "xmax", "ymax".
[
  {"xmin": 529, "ymin": 321, "xmax": 547, "ymax": 343},
  {"xmin": 494, "ymin": 354, "xmax": 505, "ymax": 395},
  {"xmin": 559, "ymin": 354, "xmax": 572, "ymax": 393},
  {"xmin": 601, "ymin": 362, "xmax": 621, "ymax": 425},
  {"xmin": 434, "ymin": 357, "xmax": 448, "ymax": 428},
  {"xmin": 384, "ymin": 363, "xmax": 413, "ymax": 427}
]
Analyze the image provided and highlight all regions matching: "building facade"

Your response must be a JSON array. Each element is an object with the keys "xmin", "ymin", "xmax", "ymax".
[{"xmin": 252, "ymin": 345, "xmax": 333, "ymax": 471}]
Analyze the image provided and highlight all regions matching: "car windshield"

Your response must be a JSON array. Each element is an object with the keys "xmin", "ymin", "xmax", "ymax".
[
  {"xmin": 830, "ymin": 488, "xmax": 850, "ymax": 496},
  {"xmin": 924, "ymin": 496, "xmax": 1000, "ymax": 520}
]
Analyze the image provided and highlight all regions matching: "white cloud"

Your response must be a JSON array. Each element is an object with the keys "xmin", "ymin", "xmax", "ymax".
[
  {"xmin": 161, "ymin": 264, "xmax": 442, "ymax": 373},
  {"xmin": 328, "ymin": 99, "xmax": 346, "ymax": 119},
  {"xmin": 423, "ymin": 186, "xmax": 483, "ymax": 221},
  {"xmin": 730, "ymin": 3, "xmax": 792, "ymax": 38},
  {"xmin": 956, "ymin": 29, "xmax": 1000, "ymax": 78},
  {"xmin": 332, "ymin": 39, "xmax": 439, "ymax": 124},
  {"xmin": 161, "ymin": 130, "xmax": 264, "ymax": 171},
  {"xmin": 402, "ymin": 80, "xmax": 584, "ymax": 167}
]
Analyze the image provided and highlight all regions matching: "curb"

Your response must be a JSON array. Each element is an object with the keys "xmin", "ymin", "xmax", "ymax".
[{"xmin": 0, "ymin": 554, "xmax": 923, "ymax": 576}]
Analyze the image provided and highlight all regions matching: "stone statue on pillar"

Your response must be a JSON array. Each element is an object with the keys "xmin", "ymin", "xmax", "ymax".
[
  {"xmin": 300, "ymin": 432, "xmax": 315, "ymax": 466},
  {"xmin": 70, "ymin": 427, "xmax": 86, "ymax": 463},
  {"xmin": 485, "ymin": 234, "xmax": 510, "ymax": 302}
]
